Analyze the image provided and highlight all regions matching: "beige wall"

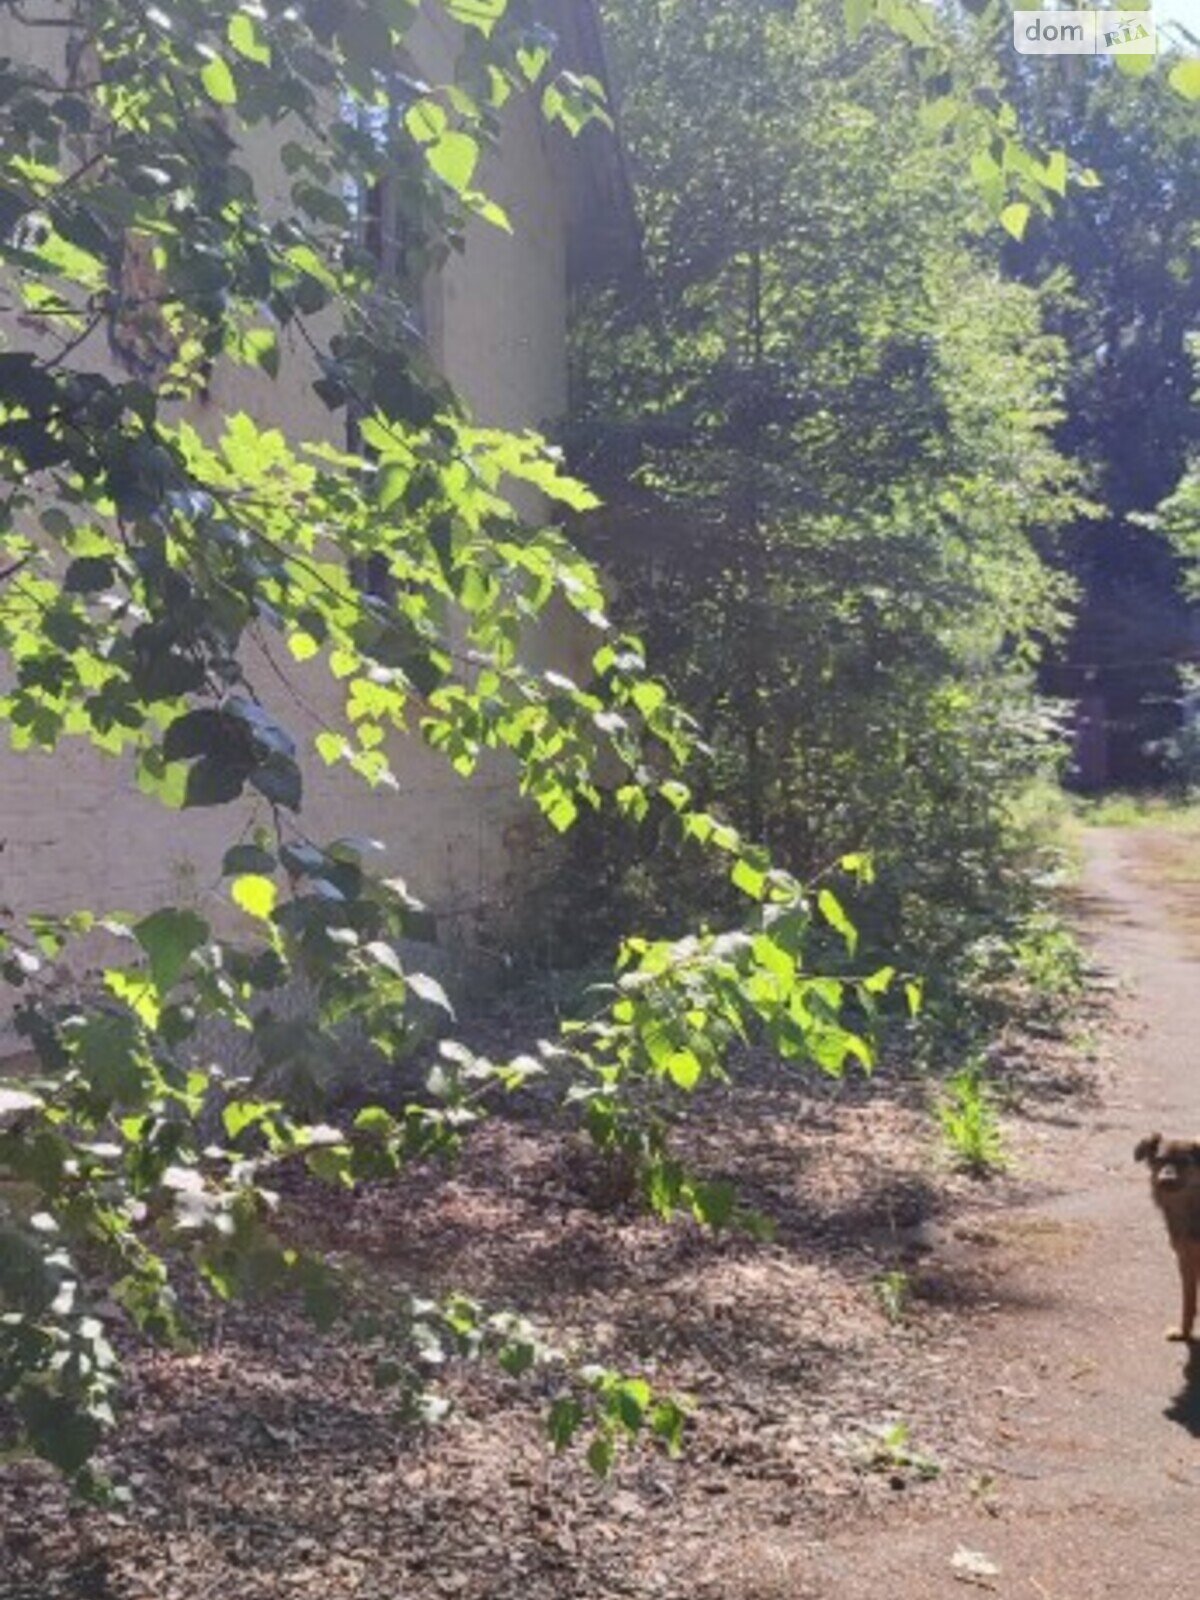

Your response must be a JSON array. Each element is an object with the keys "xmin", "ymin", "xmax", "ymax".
[{"xmin": 0, "ymin": 7, "xmax": 588, "ymax": 1026}]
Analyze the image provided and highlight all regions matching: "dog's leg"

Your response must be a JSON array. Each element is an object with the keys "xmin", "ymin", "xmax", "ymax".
[
  {"xmin": 1168, "ymin": 1249, "xmax": 1198, "ymax": 1341},
  {"xmin": 1184, "ymin": 1254, "xmax": 1198, "ymax": 1342}
]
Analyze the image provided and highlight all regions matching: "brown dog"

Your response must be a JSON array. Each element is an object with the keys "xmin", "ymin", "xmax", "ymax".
[{"xmin": 1135, "ymin": 1133, "xmax": 1200, "ymax": 1341}]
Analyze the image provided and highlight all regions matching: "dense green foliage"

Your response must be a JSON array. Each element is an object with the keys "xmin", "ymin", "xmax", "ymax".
[
  {"xmin": 1002, "ymin": 58, "xmax": 1200, "ymax": 783},
  {"xmin": 1157, "ymin": 357, "xmax": 1200, "ymax": 787},
  {"xmin": 0, "ymin": 0, "xmax": 907, "ymax": 1484},
  {"xmin": 564, "ymin": 0, "xmax": 1090, "ymax": 1030},
  {"xmin": 1160, "ymin": 430, "xmax": 1200, "ymax": 594}
]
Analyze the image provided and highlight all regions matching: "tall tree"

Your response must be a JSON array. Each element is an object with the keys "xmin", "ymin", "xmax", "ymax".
[
  {"xmin": 1004, "ymin": 59, "xmax": 1200, "ymax": 783},
  {"xmin": 567, "ymin": 0, "xmax": 1083, "ymax": 1005}
]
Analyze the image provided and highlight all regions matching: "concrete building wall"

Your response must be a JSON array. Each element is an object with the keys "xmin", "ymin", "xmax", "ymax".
[{"xmin": 0, "ymin": 6, "xmax": 589, "ymax": 1004}]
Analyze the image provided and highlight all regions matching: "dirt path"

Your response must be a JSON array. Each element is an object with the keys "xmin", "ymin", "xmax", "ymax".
[{"xmin": 798, "ymin": 826, "xmax": 1200, "ymax": 1598}]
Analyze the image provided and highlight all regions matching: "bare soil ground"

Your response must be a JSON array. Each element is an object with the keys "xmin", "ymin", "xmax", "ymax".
[
  {"xmin": 800, "ymin": 823, "xmax": 1200, "ymax": 1598},
  {"xmin": 1, "ymin": 823, "xmax": 1193, "ymax": 1600}
]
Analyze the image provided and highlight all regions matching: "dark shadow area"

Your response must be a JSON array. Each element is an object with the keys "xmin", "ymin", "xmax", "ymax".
[
  {"xmin": 1163, "ymin": 1342, "xmax": 1200, "ymax": 1436},
  {"xmin": 1061, "ymin": 884, "xmax": 1133, "ymax": 929},
  {"xmin": 1017, "ymin": 1109, "xmax": 1085, "ymax": 1131},
  {"xmin": 908, "ymin": 1260, "xmax": 1054, "ymax": 1319},
  {"xmin": 0, "ymin": 1561, "xmax": 113, "ymax": 1600},
  {"xmin": 783, "ymin": 1171, "xmax": 947, "ymax": 1248}
]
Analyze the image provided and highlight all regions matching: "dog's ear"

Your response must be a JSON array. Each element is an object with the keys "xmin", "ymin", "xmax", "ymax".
[{"xmin": 1135, "ymin": 1133, "xmax": 1162, "ymax": 1163}]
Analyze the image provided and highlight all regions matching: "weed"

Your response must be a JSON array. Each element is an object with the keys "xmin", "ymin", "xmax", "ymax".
[
  {"xmin": 1012, "ymin": 913, "xmax": 1084, "ymax": 1001},
  {"xmin": 970, "ymin": 1471, "xmax": 1000, "ymax": 1513},
  {"xmin": 1074, "ymin": 792, "xmax": 1200, "ymax": 829},
  {"xmin": 857, "ymin": 1421, "xmax": 940, "ymax": 1482},
  {"xmin": 1069, "ymin": 1026, "xmax": 1100, "ymax": 1058},
  {"xmin": 873, "ymin": 1269, "xmax": 913, "ymax": 1325},
  {"xmin": 936, "ymin": 1063, "xmax": 1007, "ymax": 1175}
]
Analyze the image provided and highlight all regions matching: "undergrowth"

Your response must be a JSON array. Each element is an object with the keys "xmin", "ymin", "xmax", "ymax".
[
  {"xmin": 1073, "ymin": 792, "xmax": 1200, "ymax": 829},
  {"xmin": 936, "ymin": 1063, "xmax": 1007, "ymax": 1176}
]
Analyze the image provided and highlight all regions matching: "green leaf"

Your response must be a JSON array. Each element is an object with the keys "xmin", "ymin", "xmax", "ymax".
[
  {"xmin": 548, "ymin": 1396, "xmax": 584, "ymax": 1451},
  {"xmin": 184, "ymin": 759, "xmax": 249, "ymax": 808},
  {"xmin": 999, "ymin": 202, "xmax": 1031, "ymax": 242},
  {"xmin": 232, "ymin": 874, "xmax": 278, "ymax": 921},
  {"xmin": 650, "ymin": 1399, "xmax": 688, "ymax": 1455},
  {"xmin": 63, "ymin": 556, "xmax": 115, "ymax": 593},
  {"xmin": 631, "ymin": 681, "xmax": 666, "ymax": 719},
  {"xmin": 443, "ymin": 0, "xmax": 506, "ymax": 33},
  {"xmin": 1169, "ymin": 59, "xmax": 1200, "ymax": 101},
  {"xmin": 426, "ymin": 132, "xmax": 480, "ymax": 194},
  {"xmin": 408, "ymin": 972, "xmax": 455, "ymax": 1017},
  {"xmin": 817, "ymin": 888, "xmax": 858, "ymax": 954},
  {"xmin": 844, "ymin": 0, "xmax": 874, "ymax": 36},
  {"xmin": 405, "ymin": 101, "xmax": 448, "ymax": 146},
  {"xmin": 689, "ymin": 1180, "xmax": 735, "ymax": 1228},
  {"xmin": 517, "ymin": 45, "xmax": 550, "ymax": 82},
  {"xmin": 248, "ymin": 755, "xmax": 303, "ymax": 811},
  {"xmin": 665, "ymin": 1049, "xmax": 701, "ymax": 1091},
  {"xmin": 613, "ymin": 1378, "xmax": 650, "ymax": 1431},
  {"xmin": 379, "ymin": 462, "xmax": 409, "ymax": 510},
  {"xmin": 316, "ymin": 731, "xmax": 346, "ymax": 765},
  {"xmin": 223, "ymin": 1099, "xmax": 277, "ymax": 1139},
  {"xmin": 200, "ymin": 55, "xmax": 238, "ymax": 106},
  {"xmin": 17, "ymin": 1390, "xmax": 101, "ymax": 1476},
  {"xmin": 76, "ymin": 1012, "xmax": 150, "ymax": 1108},
  {"xmin": 222, "ymin": 843, "xmax": 276, "ymax": 876},
  {"xmin": 731, "ymin": 857, "xmax": 767, "ymax": 901},
  {"xmin": 918, "ymin": 95, "xmax": 958, "ymax": 133},
  {"xmin": 1114, "ymin": 51, "xmax": 1154, "ymax": 79},
  {"xmin": 354, "ymin": 1106, "xmax": 395, "ymax": 1136},
  {"xmin": 228, "ymin": 12, "xmax": 271, "ymax": 64},
  {"xmin": 242, "ymin": 327, "xmax": 279, "ymax": 376},
  {"xmin": 106, "ymin": 967, "xmax": 161, "ymax": 1029},
  {"xmin": 1040, "ymin": 149, "xmax": 1068, "ymax": 198},
  {"xmin": 133, "ymin": 908, "xmax": 209, "ymax": 993},
  {"xmin": 288, "ymin": 631, "xmax": 321, "ymax": 663},
  {"xmin": 969, "ymin": 150, "xmax": 1004, "ymax": 211}
]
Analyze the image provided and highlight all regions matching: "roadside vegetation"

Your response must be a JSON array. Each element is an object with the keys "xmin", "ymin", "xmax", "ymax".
[
  {"xmin": 1074, "ymin": 793, "xmax": 1200, "ymax": 828},
  {"xmin": 561, "ymin": 0, "xmax": 1102, "ymax": 1065}
]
